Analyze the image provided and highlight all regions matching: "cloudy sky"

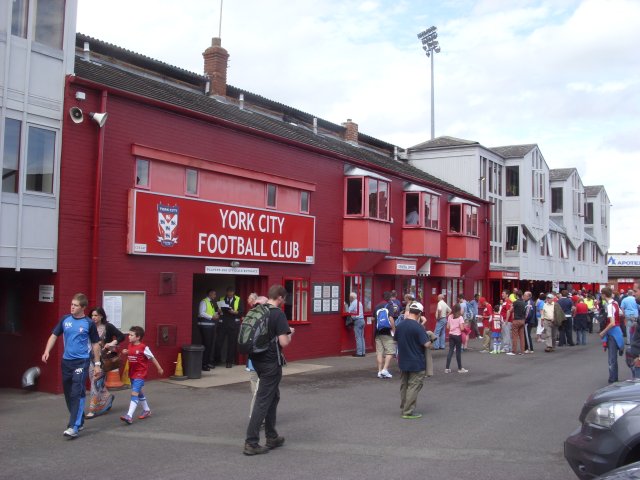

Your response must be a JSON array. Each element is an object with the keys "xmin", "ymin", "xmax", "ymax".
[{"xmin": 77, "ymin": 0, "xmax": 639, "ymax": 253}]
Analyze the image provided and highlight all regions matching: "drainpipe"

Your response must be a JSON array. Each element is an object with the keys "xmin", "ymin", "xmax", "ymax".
[{"xmin": 90, "ymin": 90, "xmax": 108, "ymax": 305}]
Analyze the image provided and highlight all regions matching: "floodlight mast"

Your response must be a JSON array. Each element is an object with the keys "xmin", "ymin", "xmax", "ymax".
[{"xmin": 417, "ymin": 26, "xmax": 441, "ymax": 139}]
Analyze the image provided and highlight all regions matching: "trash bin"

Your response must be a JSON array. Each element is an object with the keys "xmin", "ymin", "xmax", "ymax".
[{"xmin": 182, "ymin": 344, "xmax": 205, "ymax": 379}]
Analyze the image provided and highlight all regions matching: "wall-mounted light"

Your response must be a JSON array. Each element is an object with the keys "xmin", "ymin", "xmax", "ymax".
[
  {"xmin": 479, "ymin": 176, "xmax": 486, "ymax": 182},
  {"xmin": 230, "ymin": 261, "xmax": 240, "ymax": 268}
]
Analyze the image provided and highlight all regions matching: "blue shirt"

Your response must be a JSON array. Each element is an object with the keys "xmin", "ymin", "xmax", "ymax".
[
  {"xmin": 52, "ymin": 314, "xmax": 100, "ymax": 360},
  {"xmin": 558, "ymin": 297, "xmax": 573, "ymax": 316},
  {"xmin": 621, "ymin": 296, "xmax": 639, "ymax": 318},
  {"xmin": 536, "ymin": 299, "xmax": 545, "ymax": 319},
  {"xmin": 395, "ymin": 319, "xmax": 428, "ymax": 372},
  {"xmin": 468, "ymin": 299, "xmax": 479, "ymax": 317}
]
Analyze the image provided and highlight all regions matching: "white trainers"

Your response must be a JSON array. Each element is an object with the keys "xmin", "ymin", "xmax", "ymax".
[
  {"xmin": 444, "ymin": 368, "xmax": 452, "ymax": 373},
  {"xmin": 458, "ymin": 368, "xmax": 469, "ymax": 373},
  {"xmin": 506, "ymin": 352, "xmax": 516, "ymax": 356},
  {"xmin": 63, "ymin": 427, "xmax": 78, "ymax": 438},
  {"xmin": 380, "ymin": 369, "xmax": 392, "ymax": 378},
  {"xmin": 377, "ymin": 371, "xmax": 383, "ymax": 378}
]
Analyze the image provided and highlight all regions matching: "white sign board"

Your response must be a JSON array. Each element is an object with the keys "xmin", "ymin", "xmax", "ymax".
[
  {"xmin": 39, "ymin": 285, "xmax": 54, "ymax": 303},
  {"xmin": 205, "ymin": 266, "xmax": 259, "ymax": 275}
]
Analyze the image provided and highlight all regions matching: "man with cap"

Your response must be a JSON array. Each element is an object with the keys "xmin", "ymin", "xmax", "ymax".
[
  {"xmin": 395, "ymin": 301, "xmax": 431, "ymax": 419},
  {"xmin": 541, "ymin": 293, "xmax": 559, "ymax": 352}
]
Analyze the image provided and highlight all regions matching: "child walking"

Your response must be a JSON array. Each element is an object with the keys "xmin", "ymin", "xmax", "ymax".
[
  {"xmin": 445, "ymin": 304, "xmax": 469, "ymax": 374},
  {"xmin": 490, "ymin": 306, "xmax": 503, "ymax": 354},
  {"xmin": 120, "ymin": 326, "xmax": 163, "ymax": 424}
]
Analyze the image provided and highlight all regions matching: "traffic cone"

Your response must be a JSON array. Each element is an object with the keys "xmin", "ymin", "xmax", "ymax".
[
  {"xmin": 170, "ymin": 352, "xmax": 187, "ymax": 381},
  {"xmin": 105, "ymin": 367, "xmax": 125, "ymax": 390},
  {"xmin": 120, "ymin": 359, "xmax": 131, "ymax": 387}
]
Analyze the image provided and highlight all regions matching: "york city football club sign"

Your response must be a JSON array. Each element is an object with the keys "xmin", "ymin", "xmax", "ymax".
[{"xmin": 128, "ymin": 190, "xmax": 315, "ymax": 264}]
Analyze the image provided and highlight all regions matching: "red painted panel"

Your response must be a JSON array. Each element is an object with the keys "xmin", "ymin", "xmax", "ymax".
[
  {"xmin": 402, "ymin": 228, "xmax": 441, "ymax": 257},
  {"xmin": 431, "ymin": 262, "xmax": 462, "ymax": 278},
  {"xmin": 446, "ymin": 235, "xmax": 480, "ymax": 261},
  {"xmin": 343, "ymin": 218, "xmax": 390, "ymax": 252}
]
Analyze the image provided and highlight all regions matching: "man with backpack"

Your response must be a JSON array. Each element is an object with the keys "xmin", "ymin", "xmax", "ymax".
[
  {"xmin": 374, "ymin": 291, "xmax": 397, "ymax": 379},
  {"xmin": 242, "ymin": 285, "xmax": 294, "ymax": 456}
]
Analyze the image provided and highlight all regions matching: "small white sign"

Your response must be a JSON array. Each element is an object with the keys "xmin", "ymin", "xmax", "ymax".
[
  {"xmin": 397, "ymin": 263, "xmax": 416, "ymax": 271},
  {"xmin": 103, "ymin": 295, "xmax": 123, "ymax": 329},
  {"xmin": 39, "ymin": 285, "xmax": 54, "ymax": 303},
  {"xmin": 134, "ymin": 243, "xmax": 147, "ymax": 253},
  {"xmin": 205, "ymin": 266, "xmax": 259, "ymax": 275}
]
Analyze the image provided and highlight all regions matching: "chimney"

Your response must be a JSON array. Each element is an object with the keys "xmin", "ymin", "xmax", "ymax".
[
  {"xmin": 342, "ymin": 119, "xmax": 358, "ymax": 144},
  {"xmin": 202, "ymin": 37, "xmax": 229, "ymax": 97}
]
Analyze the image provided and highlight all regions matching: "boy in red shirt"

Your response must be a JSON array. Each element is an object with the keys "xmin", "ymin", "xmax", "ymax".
[
  {"xmin": 479, "ymin": 298, "xmax": 493, "ymax": 352},
  {"xmin": 120, "ymin": 326, "xmax": 164, "ymax": 424},
  {"xmin": 490, "ymin": 305, "xmax": 504, "ymax": 354}
]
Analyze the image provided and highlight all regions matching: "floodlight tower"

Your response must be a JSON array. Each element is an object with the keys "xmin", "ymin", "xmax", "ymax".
[{"xmin": 417, "ymin": 26, "xmax": 441, "ymax": 139}]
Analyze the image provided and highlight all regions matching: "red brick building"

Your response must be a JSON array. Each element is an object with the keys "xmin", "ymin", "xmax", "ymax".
[{"xmin": 1, "ymin": 35, "xmax": 490, "ymax": 392}]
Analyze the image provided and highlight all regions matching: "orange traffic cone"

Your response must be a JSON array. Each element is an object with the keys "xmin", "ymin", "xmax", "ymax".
[
  {"xmin": 170, "ymin": 352, "xmax": 187, "ymax": 380},
  {"xmin": 105, "ymin": 367, "xmax": 125, "ymax": 390},
  {"xmin": 120, "ymin": 359, "xmax": 131, "ymax": 387}
]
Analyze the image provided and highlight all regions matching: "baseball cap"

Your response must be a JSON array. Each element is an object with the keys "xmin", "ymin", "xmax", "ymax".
[
  {"xmin": 409, "ymin": 301, "xmax": 424, "ymax": 312},
  {"xmin": 546, "ymin": 293, "xmax": 554, "ymax": 299}
]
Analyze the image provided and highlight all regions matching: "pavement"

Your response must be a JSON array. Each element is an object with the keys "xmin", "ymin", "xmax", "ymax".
[{"xmin": 0, "ymin": 334, "xmax": 626, "ymax": 480}]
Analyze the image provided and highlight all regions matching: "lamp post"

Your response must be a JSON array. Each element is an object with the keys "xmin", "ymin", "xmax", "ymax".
[{"xmin": 417, "ymin": 26, "xmax": 441, "ymax": 140}]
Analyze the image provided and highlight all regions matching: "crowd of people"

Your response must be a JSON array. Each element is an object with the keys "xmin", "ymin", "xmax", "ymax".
[{"xmin": 345, "ymin": 285, "xmax": 640, "ymax": 419}]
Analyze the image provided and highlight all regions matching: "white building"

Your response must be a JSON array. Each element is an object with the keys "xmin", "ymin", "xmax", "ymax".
[
  {"xmin": 406, "ymin": 136, "xmax": 609, "ymax": 299},
  {"xmin": 0, "ymin": 0, "xmax": 77, "ymax": 272}
]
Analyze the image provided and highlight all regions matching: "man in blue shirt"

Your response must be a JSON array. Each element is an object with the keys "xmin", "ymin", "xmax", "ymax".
[
  {"xmin": 557, "ymin": 290, "xmax": 576, "ymax": 346},
  {"xmin": 620, "ymin": 289, "xmax": 639, "ymax": 346},
  {"xmin": 42, "ymin": 293, "xmax": 101, "ymax": 439},
  {"xmin": 395, "ymin": 301, "xmax": 431, "ymax": 419}
]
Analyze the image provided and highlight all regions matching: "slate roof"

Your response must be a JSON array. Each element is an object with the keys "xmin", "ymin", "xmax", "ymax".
[
  {"xmin": 73, "ymin": 39, "xmax": 479, "ymax": 200},
  {"xmin": 549, "ymin": 168, "xmax": 576, "ymax": 182},
  {"xmin": 585, "ymin": 185, "xmax": 604, "ymax": 196},
  {"xmin": 408, "ymin": 136, "xmax": 480, "ymax": 151},
  {"xmin": 489, "ymin": 144, "xmax": 536, "ymax": 158}
]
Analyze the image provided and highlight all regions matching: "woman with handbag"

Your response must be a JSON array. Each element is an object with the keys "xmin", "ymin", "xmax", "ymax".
[{"xmin": 86, "ymin": 306, "xmax": 125, "ymax": 419}]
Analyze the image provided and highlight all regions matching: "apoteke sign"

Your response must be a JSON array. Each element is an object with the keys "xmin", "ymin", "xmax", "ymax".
[{"xmin": 128, "ymin": 191, "xmax": 315, "ymax": 264}]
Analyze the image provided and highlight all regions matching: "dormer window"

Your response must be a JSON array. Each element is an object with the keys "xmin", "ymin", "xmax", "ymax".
[
  {"xmin": 403, "ymin": 185, "xmax": 440, "ymax": 229},
  {"xmin": 448, "ymin": 198, "xmax": 478, "ymax": 236},
  {"xmin": 344, "ymin": 167, "xmax": 390, "ymax": 221}
]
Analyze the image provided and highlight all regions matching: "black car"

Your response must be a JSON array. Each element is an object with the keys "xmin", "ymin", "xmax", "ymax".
[{"xmin": 565, "ymin": 379, "xmax": 640, "ymax": 479}]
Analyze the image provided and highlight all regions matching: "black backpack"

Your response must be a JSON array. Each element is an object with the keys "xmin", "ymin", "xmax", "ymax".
[{"xmin": 237, "ymin": 304, "xmax": 274, "ymax": 355}]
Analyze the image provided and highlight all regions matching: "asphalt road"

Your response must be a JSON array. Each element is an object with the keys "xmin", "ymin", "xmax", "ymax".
[{"xmin": 0, "ymin": 334, "xmax": 626, "ymax": 480}]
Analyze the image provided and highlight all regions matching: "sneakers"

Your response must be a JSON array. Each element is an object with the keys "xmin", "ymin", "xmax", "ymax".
[
  {"xmin": 380, "ymin": 369, "xmax": 392, "ymax": 378},
  {"xmin": 377, "ymin": 371, "xmax": 382, "ymax": 378},
  {"xmin": 138, "ymin": 410, "xmax": 151, "ymax": 420},
  {"xmin": 458, "ymin": 368, "xmax": 469, "ymax": 373},
  {"xmin": 506, "ymin": 352, "xmax": 516, "ymax": 356},
  {"xmin": 120, "ymin": 414, "xmax": 133, "ymax": 425},
  {"xmin": 490, "ymin": 350, "xmax": 498, "ymax": 354},
  {"xmin": 479, "ymin": 349, "xmax": 489, "ymax": 353},
  {"xmin": 266, "ymin": 436, "xmax": 285, "ymax": 449},
  {"xmin": 401, "ymin": 413, "xmax": 423, "ymax": 419},
  {"xmin": 63, "ymin": 427, "xmax": 78, "ymax": 438},
  {"xmin": 243, "ymin": 442, "xmax": 270, "ymax": 455},
  {"xmin": 444, "ymin": 368, "xmax": 452, "ymax": 373}
]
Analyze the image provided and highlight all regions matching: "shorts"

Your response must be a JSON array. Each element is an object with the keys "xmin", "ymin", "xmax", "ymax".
[
  {"xmin": 491, "ymin": 332, "xmax": 501, "ymax": 339},
  {"xmin": 130, "ymin": 378, "xmax": 145, "ymax": 394},
  {"xmin": 375, "ymin": 334, "xmax": 396, "ymax": 356}
]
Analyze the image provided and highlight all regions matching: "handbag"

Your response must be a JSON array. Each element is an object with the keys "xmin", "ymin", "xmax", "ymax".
[
  {"xmin": 101, "ymin": 349, "xmax": 121, "ymax": 372},
  {"xmin": 344, "ymin": 315, "xmax": 354, "ymax": 327}
]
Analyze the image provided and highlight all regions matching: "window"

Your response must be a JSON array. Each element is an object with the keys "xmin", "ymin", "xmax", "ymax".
[
  {"xmin": 539, "ymin": 236, "xmax": 546, "ymax": 257},
  {"xmin": 547, "ymin": 233, "xmax": 554, "ymax": 256},
  {"xmin": 449, "ymin": 204, "xmax": 461, "ymax": 233},
  {"xmin": 551, "ymin": 188, "xmax": 563, "ymax": 213},
  {"xmin": 34, "ymin": 0, "xmax": 65, "ymax": 49},
  {"xmin": 186, "ymin": 169, "xmax": 198, "ymax": 195},
  {"xmin": 522, "ymin": 230, "xmax": 528, "ymax": 253},
  {"xmin": 266, "ymin": 184, "xmax": 277, "ymax": 208},
  {"xmin": 300, "ymin": 191, "xmax": 309, "ymax": 213},
  {"xmin": 346, "ymin": 178, "xmax": 363, "ymax": 215},
  {"xmin": 0, "ymin": 282, "xmax": 21, "ymax": 334},
  {"xmin": 136, "ymin": 159, "xmax": 149, "ymax": 187},
  {"xmin": 559, "ymin": 235, "xmax": 568, "ymax": 259},
  {"xmin": 577, "ymin": 243, "xmax": 584, "ymax": 262},
  {"xmin": 344, "ymin": 274, "xmax": 373, "ymax": 314},
  {"xmin": 283, "ymin": 278, "xmax": 308, "ymax": 322},
  {"xmin": 592, "ymin": 243, "xmax": 598, "ymax": 263},
  {"xmin": 465, "ymin": 205, "xmax": 478, "ymax": 236},
  {"xmin": 506, "ymin": 166, "xmax": 519, "ymax": 196},
  {"xmin": 11, "ymin": 0, "xmax": 29, "ymax": 38},
  {"xmin": 585, "ymin": 202, "xmax": 594, "ymax": 224},
  {"xmin": 2, "ymin": 119, "xmax": 21, "ymax": 193},
  {"xmin": 506, "ymin": 226, "xmax": 518, "ymax": 251},
  {"xmin": 403, "ymin": 191, "xmax": 439, "ymax": 229},
  {"xmin": 344, "ymin": 177, "xmax": 389, "ymax": 220},
  {"xmin": 25, "ymin": 126, "xmax": 55, "ymax": 193}
]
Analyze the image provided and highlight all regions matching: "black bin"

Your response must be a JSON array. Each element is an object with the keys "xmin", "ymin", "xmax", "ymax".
[{"xmin": 182, "ymin": 344, "xmax": 205, "ymax": 379}]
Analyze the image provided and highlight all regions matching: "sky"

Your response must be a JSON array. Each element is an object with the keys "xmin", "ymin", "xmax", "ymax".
[{"xmin": 77, "ymin": 0, "xmax": 640, "ymax": 253}]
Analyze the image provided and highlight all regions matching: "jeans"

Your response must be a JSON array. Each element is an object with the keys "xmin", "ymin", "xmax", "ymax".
[
  {"xmin": 559, "ymin": 316, "xmax": 575, "ymax": 346},
  {"xmin": 607, "ymin": 336, "xmax": 619, "ymax": 383},
  {"xmin": 246, "ymin": 362, "xmax": 282, "ymax": 445},
  {"xmin": 434, "ymin": 318, "xmax": 447, "ymax": 349},
  {"xmin": 400, "ymin": 370, "xmax": 426, "ymax": 415},
  {"xmin": 353, "ymin": 317, "xmax": 365, "ymax": 355},
  {"xmin": 501, "ymin": 322, "xmax": 512, "ymax": 352},
  {"xmin": 625, "ymin": 317, "xmax": 637, "ymax": 345},
  {"xmin": 61, "ymin": 358, "xmax": 90, "ymax": 430},
  {"xmin": 631, "ymin": 365, "xmax": 640, "ymax": 379},
  {"xmin": 446, "ymin": 334, "xmax": 462, "ymax": 369},
  {"xmin": 575, "ymin": 329, "xmax": 587, "ymax": 345}
]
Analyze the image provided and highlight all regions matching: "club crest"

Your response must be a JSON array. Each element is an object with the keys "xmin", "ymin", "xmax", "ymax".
[{"xmin": 157, "ymin": 204, "xmax": 179, "ymax": 247}]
